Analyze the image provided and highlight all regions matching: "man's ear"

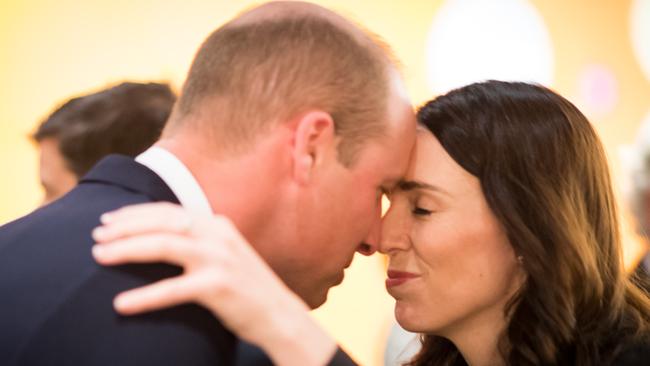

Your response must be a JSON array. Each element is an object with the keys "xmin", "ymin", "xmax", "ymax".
[{"xmin": 291, "ymin": 110, "xmax": 335, "ymax": 184}]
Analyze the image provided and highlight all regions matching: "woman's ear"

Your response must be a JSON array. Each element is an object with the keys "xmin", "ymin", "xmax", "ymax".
[{"xmin": 291, "ymin": 110, "xmax": 335, "ymax": 184}]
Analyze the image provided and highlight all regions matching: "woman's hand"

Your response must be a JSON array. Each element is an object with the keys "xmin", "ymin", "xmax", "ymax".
[{"xmin": 92, "ymin": 202, "xmax": 337, "ymax": 366}]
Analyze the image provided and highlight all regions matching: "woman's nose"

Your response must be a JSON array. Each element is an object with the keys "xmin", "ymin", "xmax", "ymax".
[{"xmin": 379, "ymin": 204, "xmax": 411, "ymax": 254}]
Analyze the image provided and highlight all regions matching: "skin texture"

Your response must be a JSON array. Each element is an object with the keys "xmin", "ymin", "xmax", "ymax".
[
  {"xmin": 380, "ymin": 131, "xmax": 526, "ymax": 366},
  {"xmin": 38, "ymin": 137, "xmax": 77, "ymax": 205}
]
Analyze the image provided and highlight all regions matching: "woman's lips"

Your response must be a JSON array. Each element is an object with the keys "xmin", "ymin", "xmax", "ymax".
[{"xmin": 386, "ymin": 270, "xmax": 420, "ymax": 288}]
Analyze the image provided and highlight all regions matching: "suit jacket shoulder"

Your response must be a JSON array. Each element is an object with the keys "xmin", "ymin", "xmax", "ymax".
[{"xmin": 0, "ymin": 155, "xmax": 235, "ymax": 366}]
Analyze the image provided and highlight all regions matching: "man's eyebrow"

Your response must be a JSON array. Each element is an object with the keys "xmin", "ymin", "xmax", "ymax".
[{"xmin": 396, "ymin": 180, "xmax": 449, "ymax": 195}]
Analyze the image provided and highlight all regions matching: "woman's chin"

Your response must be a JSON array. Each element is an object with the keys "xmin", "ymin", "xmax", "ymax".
[{"xmin": 395, "ymin": 301, "xmax": 426, "ymax": 333}]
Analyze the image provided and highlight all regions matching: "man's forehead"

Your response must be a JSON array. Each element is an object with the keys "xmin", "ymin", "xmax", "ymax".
[
  {"xmin": 383, "ymin": 69, "xmax": 416, "ymax": 130},
  {"xmin": 361, "ymin": 129, "xmax": 414, "ymax": 184},
  {"xmin": 387, "ymin": 67, "xmax": 410, "ymax": 104}
]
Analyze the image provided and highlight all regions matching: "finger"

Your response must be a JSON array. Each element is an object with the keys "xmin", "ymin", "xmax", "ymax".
[
  {"xmin": 93, "ymin": 207, "xmax": 194, "ymax": 243},
  {"xmin": 114, "ymin": 276, "xmax": 202, "ymax": 315},
  {"xmin": 92, "ymin": 234, "xmax": 200, "ymax": 267}
]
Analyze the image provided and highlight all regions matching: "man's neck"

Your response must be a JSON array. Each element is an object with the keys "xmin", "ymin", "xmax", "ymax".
[{"xmin": 154, "ymin": 130, "xmax": 292, "ymax": 246}]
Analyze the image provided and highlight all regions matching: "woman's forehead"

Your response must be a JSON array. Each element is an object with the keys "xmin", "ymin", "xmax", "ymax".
[{"xmin": 406, "ymin": 131, "xmax": 479, "ymax": 194}]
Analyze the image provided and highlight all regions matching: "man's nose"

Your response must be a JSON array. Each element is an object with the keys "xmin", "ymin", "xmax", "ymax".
[{"xmin": 357, "ymin": 207, "xmax": 382, "ymax": 256}]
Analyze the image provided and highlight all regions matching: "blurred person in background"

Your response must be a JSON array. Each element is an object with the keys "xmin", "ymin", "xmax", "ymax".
[
  {"xmin": 32, "ymin": 81, "xmax": 175, "ymax": 205},
  {"xmin": 95, "ymin": 81, "xmax": 650, "ymax": 366}
]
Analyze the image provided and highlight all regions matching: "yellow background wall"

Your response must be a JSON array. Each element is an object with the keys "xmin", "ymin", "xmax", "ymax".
[{"xmin": 1, "ymin": 1, "xmax": 649, "ymax": 365}]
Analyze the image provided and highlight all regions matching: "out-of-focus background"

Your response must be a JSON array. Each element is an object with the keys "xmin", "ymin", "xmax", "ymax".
[{"xmin": 1, "ymin": 0, "xmax": 649, "ymax": 364}]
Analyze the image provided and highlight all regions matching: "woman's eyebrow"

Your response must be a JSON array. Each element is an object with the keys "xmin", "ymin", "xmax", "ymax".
[{"xmin": 397, "ymin": 180, "xmax": 449, "ymax": 196}]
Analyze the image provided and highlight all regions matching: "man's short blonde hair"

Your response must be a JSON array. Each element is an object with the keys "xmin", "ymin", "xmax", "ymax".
[{"xmin": 166, "ymin": 14, "xmax": 393, "ymax": 166}]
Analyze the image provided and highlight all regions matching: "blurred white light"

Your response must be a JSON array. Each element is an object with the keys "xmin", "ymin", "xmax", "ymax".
[
  {"xmin": 381, "ymin": 194, "xmax": 391, "ymax": 217},
  {"xmin": 631, "ymin": 0, "xmax": 650, "ymax": 81},
  {"xmin": 426, "ymin": 0, "xmax": 554, "ymax": 94}
]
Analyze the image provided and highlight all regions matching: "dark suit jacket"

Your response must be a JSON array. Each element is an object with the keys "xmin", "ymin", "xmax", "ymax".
[
  {"xmin": 235, "ymin": 341, "xmax": 357, "ymax": 366},
  {"xmin": 0, "ymin": 155, "xmax": 235, "ymax": 366}
]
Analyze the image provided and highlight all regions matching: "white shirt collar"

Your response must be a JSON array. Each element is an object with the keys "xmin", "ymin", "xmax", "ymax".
[{"xmin": 135, "ymin": 146, "xmax": 213, "ymax": 215}]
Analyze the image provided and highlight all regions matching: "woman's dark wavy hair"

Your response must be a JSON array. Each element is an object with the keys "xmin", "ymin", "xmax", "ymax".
[{"xmin": 408, "ymin": 81, "xmax": 650, "ymax": 365}]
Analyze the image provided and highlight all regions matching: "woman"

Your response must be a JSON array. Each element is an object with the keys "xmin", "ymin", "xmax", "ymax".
[{"xmin": 93, "ymin": 81, "xmax": 650, "ymax": 365}]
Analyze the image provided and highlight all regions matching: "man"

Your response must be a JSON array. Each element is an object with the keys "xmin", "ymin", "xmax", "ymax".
[
  {"xmin": 33, "ymin": 82, "xmax": 176, "ymax": 204},
  {"xmin": 0, "ymin": 2, "xmax": 415, "ymax": 365}
]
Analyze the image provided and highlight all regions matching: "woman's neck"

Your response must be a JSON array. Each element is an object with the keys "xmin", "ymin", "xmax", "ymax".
[{"xmin": 443, "ymin": 305, "xmax": 511, "ymax": 366}]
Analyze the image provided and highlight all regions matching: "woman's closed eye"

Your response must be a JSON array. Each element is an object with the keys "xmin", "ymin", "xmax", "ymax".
[
  {"xmin": 412, "ymin": 206, "xmax": 433, "ymax": 216},
  {"xmin": 409, "ymin": 194, "xmax": 438, "ymax": 216}
]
